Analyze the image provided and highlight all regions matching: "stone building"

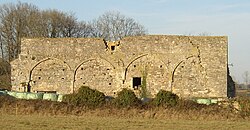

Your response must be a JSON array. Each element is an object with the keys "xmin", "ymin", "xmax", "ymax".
[{"xmin": 11, "ymin": 35, "xmax": 228, "ymax": 98}]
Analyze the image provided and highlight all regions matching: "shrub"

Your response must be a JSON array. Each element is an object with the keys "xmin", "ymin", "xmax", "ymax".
[
  {"xmin": 153, "ymin": 90, "xmax": 179, "ymax": 107},
  {"xmin": 140, "ymin": 73, "xmax": 148, "ymax": 98},
  {"xmin": 113, "ymin": 88, "xmax": 140, "ymax": 108},
  {"xmin": 140, "ymin": 68, "xmax": 148, "ymax": 98},
  {"xmin": 175, "ymin": 99, "xmax": 202, "ymax": 110},
  {"xmin": 0, "ymin": 94, "xmax": 16, "ymax": 108},
  {"xmin": 62, "ymin": 86, "xmax": 105, "ymax": 107},
  {"xmin": 236, "ymin": 97, "xmax": 250, "ymax": 116},
  {"xmin": 62, "ymin": 93, "xmax": 76, "ymax": 104}
]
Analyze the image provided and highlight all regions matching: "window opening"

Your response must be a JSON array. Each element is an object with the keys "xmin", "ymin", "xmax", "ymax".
[
  {"xmin": 111, "ymin": 46, "xmax": 115, "ymax": 51},
  {"xmin": 133, "ymin": 77, "xmax": 141, "ymax": 90}
]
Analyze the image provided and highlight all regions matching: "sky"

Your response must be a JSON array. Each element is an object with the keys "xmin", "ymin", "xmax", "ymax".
[{"xmin": 1, "ymin": 0, "xmax": 250, "ymax": 83}]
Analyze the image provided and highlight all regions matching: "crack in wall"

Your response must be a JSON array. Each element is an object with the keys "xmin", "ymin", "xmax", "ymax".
[{"xmin": 189, "ymin": 38, "xmax": 208, "ymax": 90}]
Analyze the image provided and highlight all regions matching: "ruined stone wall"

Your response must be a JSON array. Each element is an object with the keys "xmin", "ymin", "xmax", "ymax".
[{"xmin": 11, "ymin": 35, "xmax": 228, "ymax": 98}]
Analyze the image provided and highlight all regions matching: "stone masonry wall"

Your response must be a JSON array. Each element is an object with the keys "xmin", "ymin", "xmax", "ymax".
[{"xmin": 10, "ymin": 35, "xmax": 228, "ymax": 98}]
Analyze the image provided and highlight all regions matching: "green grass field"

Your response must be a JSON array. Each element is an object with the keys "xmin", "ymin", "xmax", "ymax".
[{"xmin": 1, "ymin": 114, "xmax": 250, "ymax": 130}]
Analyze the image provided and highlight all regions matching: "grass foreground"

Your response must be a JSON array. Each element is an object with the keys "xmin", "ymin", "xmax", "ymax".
[
  {"xmin": 1, "ymin": 114, "xmax": 250, "ymax": 130},
  {"xmin": 2, "ymin": 94, "xmax": 250, "ymax": 130}
]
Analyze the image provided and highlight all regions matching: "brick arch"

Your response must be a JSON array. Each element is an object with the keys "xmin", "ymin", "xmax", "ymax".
[
  {"xmin": 73, "ymin": 57, "xmax": 115, "ymax": 94},
  {"xmin": 28, "ymin": 57, "xmax": 72, "ymax": 94}
]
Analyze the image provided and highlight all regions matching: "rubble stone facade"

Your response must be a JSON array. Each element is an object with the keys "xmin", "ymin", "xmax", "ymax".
[{"xmin": 11, "ymin": 35, "xmax": 228, "ymax": 98}]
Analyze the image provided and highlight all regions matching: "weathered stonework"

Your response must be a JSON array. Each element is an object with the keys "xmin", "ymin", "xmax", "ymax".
[{"xmin": 11, "ymin": 35, "xmax": 228, "ymax": 98}]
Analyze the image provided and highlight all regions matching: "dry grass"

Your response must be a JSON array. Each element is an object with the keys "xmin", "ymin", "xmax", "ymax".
[
  {"xmin": 1, "ymin": 95, "xmax": 250, "ymax": 129},
  {"xmin": 236, "ymin": 89, "xmax": 250, "ymax": 97},
  {"xmin": 0, "ymin": 114, "xmax": 250, "ymax": 130},
  {"xmin": 0, "ymin": 95, "xmax": 244, "ymax": 120}
]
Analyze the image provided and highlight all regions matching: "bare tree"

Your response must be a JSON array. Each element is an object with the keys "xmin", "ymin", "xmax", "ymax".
[
  {"xmin": 42, "ymin": 10, "xmax": 65, "ymax": 38},
  {"xmin": 41, "ymin": 9, "xmax": 92, "ymax": 38},
  {"xmin": 91, "ymin": 11, "xmax": 147, "ymax": 41},
  {"xmin": 61, "ymin": 15, "xmax": 92, "ymax": 38},
  {"xmin": 73, "ymin": 21, "xmax": 92, "ymax": 38},
  {"xmin": 0, "ymin": 2, "xmax": 92, "ymax": 61},
  {"xmin": 243, "ymin": 71, "xmax": 250, "ymax": 85},
  {"xmin": 0, "ymin": 3, "xmax": 147, "ymax": 62},
  {"xmin": 0, "ymin": 30, "xmax": 4, "ymax": 59},
  {"xmin": 0, "ymin": 2, "xmax": 42, "ymax": 61},
  {"xmin": 198, "ymin": 32, "xmax": 212, "ymax": 36}
]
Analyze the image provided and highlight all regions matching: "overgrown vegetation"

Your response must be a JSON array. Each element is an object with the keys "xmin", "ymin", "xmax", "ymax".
[
  {"xmin": 0, "ymin": 59, "xmax": 11, "ymax": 90},
  {"xmin": 63, "ymin": 86, "xmax": 105, "ymax": 107},
  {"xmin": 140, "ymin": 67, "xmax": 148, "ymax": 98},
  {"xmin": 153, "ymin": 90, "xmax": 179, "ymax": 107},
  {"xmin": 2, "ymin": 86, "xmax": 250, "ymax": 120},
  {"xmin": 237, "ymin": 97, "xmax": 250, "ymax": 117},
  {"xmin": 0, "ymin": 91, "xmax": 249, "ymax": 120},
  {"xmin": 113, "ymin": 88, "xmax": 140, "ymax": 108},
  {"xmin": 63, "ymin": 87, "xmax": 179, "ymax": 108},
  {"xmin": 62, "ymin": 87, "xmax": 179, "ymax": 108}
]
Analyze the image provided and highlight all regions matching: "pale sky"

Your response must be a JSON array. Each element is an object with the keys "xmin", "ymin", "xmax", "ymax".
[{"xmin": 1, "ymin": 0, "xmax": 250, "ymax": 83}]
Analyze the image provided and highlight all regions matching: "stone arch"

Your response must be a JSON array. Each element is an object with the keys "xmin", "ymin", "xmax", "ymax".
[
  {"xmin": 29, "ymin": 57, "xmax": 72, "ymax": 94},
  {"xmin": 73, "ymin": 57, "xmax": 115, "ymax": 95},
  {"xmin": 29, "ymin": 57, "xmax": 71, "ymax": 81},
  {"xmin": 170, "ymin": 56, "xmax": 194, "ymax": 91},
  {"xmin": 124, "ymin": 54, "xmax": 151, "ymax": 82},
  {"xmin": 124, "ymin": 53, "xmax": 170, "ymax": 97},
  {"xmin": 171, "ymin": 56, "xmax": 208, "ymax": 97}
]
